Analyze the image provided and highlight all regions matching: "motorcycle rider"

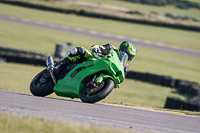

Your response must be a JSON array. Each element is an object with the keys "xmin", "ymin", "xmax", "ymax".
[{"xmin": 54, "ymin": 41, "xmax": 137, "ymax": 76}]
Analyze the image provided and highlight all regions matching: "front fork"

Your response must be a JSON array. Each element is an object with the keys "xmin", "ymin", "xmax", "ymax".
[
  {"xmin": 86, "ymin": 73, "xmax": 116, "ymax": 88},
  {"xmin": 46, "ymin": 56, "xmax": 57, "ymax": 85},
  {"xmin": 86, "ymin": 75, "xmax": 99, "ymax": 88}
]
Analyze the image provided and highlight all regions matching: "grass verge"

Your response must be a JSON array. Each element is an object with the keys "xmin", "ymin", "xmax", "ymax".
[
  {"xmin": 164, "ymin": 109, "xmax": 200, "ymax": 116},
  {"xmin": 0, "ymin": 114, "xmax": 136, "ymax": 133}
]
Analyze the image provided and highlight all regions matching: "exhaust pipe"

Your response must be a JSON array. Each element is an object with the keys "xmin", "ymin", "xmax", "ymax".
[{"xmin": 46, "ymin": 56, "xmax": 57, "ymax": 85}]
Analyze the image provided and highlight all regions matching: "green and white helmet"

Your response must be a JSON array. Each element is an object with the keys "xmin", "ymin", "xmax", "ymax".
[{"xmin": 119, "ymin": 41, "xmax": 136, "ymax": 62}]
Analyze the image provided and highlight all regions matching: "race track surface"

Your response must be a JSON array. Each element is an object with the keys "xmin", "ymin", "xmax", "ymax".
[
  {"xmin": 0, "ymin": 89, "xmax": 200, "ymax": 133},
  {"xmin": 0, "ymin": 15, "xmax": 200, "ymax": 57}
]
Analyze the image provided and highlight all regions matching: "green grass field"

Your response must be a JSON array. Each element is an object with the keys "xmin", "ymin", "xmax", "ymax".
[{"xmin": 1, "ymin": 3, "xmax": 200, "ymax": 51}]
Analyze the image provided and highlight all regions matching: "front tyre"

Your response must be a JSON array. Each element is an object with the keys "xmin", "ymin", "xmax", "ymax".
[
  {"xmin": 80, "ymin": 79, "xmax": 114, "ymax": 103},
  {"xmin": 30, "ymin": 69, "xmax": 54, "ymax": 97}
]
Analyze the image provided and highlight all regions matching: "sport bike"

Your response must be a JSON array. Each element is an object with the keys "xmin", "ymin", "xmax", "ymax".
[{"xmin": 30, "ymin": 50, "xmax": 128, "ymax": 103}]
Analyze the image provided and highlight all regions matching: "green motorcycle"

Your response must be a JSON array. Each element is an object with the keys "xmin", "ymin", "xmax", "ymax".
[{"xmin": 30, "ymin": 50, "xmax": 128, "ymax": 103}]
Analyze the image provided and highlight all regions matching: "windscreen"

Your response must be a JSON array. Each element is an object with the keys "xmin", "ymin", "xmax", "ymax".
[{"xmin": 119, "ymin": 51, "xmax": 128, "ymax": 66}]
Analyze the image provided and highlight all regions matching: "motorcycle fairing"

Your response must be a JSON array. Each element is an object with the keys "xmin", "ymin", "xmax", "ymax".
[{"xmin": 53, "ymin": 50, "xmax": 125, "ymax": 98}]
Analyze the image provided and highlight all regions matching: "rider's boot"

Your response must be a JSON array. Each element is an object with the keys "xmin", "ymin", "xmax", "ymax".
[{"xmin": 54, "ymin": 57, "xmax": 72, "ymax": 74}]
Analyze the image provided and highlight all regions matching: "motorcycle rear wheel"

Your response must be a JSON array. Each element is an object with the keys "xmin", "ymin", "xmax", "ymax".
[
  {"xmin": 80, "ymin": 78, "xmax": 114, "ymax": 103},
  {"xmin": 30, "ymin": 69, "xmax": 54, "ymax": 97}
]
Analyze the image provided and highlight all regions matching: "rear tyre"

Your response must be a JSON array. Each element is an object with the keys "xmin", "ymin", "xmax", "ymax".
[
  {"xmin": 80, "ymin": 78, "xmax": 114, "ymax": 103},
  {"xmin": 30, "ymin": 69, "xmax": 54, "ymax": 97}
]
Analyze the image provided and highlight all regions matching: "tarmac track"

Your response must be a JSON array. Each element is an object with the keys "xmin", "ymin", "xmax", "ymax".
[
  {"xmin": 0, "ymin": 15, "xmax": 200, "ymax": 57},
  {"xmin": 0, "ymin": 89, "xmax": 200, "ymax": 133}
]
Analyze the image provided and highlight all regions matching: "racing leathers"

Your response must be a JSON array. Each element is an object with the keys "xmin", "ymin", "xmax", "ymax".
[
  {"xmin": 91, "ymin": 43, "xmax": 129, "ymax": 76},
  {"xmin": 54, "ymin": 43, "xmax": 130, "ymax": 76},
  {"xmin": 54, "ymin": 47, "xmax": 91, "ymax": 74}
]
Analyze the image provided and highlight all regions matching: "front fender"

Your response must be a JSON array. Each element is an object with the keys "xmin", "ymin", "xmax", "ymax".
[{"xmin": 96, "ymin": 73, "xmax": 115, "ymax": 84}]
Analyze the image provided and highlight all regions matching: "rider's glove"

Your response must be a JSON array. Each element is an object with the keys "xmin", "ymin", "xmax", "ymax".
[
  {"xmin": 92, "ymin": 47, "xmax": 102, "ymax": 58},
  {"xmin": 92, "ymin": 47, "xmax": 102, "ymax": 54}
]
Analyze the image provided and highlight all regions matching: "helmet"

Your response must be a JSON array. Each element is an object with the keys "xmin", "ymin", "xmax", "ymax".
[{"xmin": 119, "ymin": 41, "xmax": 136, "ymax": 62}]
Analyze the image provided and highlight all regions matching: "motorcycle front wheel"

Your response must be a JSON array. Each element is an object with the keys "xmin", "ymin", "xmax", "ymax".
[
  {"xmin": 30, "ymin": 69, "xmax": 54, "ymax": 97},
  {"xmin": 80, "ymin": 78, "xmax": 114, "ymax": 103}
]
